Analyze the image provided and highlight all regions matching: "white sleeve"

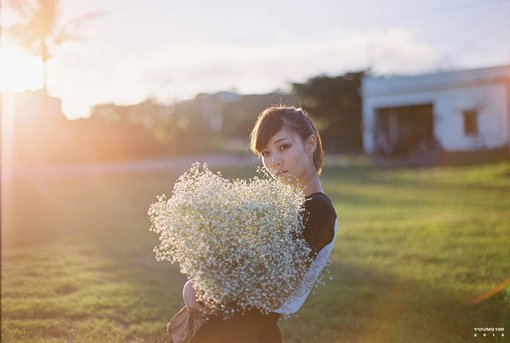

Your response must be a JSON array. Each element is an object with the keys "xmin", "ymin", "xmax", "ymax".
[{"xmin": 274, "ymin": 219, "xmax": 338, "ymax": 315}]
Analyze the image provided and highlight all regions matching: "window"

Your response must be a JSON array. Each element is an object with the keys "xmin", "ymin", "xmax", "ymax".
[{"xmin": 463, "ymin": 110, "xmax": 478, "ymax": 136}]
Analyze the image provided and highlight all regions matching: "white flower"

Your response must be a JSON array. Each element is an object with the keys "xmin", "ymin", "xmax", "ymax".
[{"xmin": 149, "ymin": 163, "xmax": 311, "ymax": 315}]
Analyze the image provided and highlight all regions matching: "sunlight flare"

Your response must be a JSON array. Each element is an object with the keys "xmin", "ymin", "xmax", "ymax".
[{"xmin": 0, "ymin": 48, "xmax": 44, "ymax": 93}]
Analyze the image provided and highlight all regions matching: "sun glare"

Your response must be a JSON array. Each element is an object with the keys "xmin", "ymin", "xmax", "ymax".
[{"xmin": 0, "ymin": 48, "xmax": 44, "ymax": 93}]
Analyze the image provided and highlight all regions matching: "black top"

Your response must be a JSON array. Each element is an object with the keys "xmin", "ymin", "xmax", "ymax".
[{"xmin": 302, "ymin": 192, "xmax": 337, "ymax": 257}]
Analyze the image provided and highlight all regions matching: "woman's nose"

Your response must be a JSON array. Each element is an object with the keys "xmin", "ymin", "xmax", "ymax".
[{"xmin": 271, "ymin": 153, "xmax": 282, "ymax": 166}]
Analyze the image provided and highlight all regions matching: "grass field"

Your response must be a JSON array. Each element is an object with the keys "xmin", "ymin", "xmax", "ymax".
[{"xmin": 2, "ymin": 158, "xmax": 509, "ymax": 342}]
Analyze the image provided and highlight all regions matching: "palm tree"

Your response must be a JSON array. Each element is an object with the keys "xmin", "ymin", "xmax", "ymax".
[{"xmin": 3, "ymin": 0, "xmax": 103, "ymax": 93}]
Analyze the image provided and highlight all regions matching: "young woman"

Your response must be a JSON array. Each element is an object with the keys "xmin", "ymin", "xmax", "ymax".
[{"xmin": 182, "ymin": 106, "xmax": 338, "ymax": 343}]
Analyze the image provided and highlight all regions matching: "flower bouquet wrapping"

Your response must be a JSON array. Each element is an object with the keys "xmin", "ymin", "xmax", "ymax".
[{"xmin": 149, "ymin": 164, "xmax": 312, "ymax": 317}]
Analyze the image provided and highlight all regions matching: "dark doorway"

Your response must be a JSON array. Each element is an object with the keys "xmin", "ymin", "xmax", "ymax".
[{"xmin": 374, "ymin": 104, "xmax": 436, "ymax": 155}]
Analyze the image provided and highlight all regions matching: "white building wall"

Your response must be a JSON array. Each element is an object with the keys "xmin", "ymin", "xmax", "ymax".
[
  {"xmin": 362, "ymin": 65, "xmax": 510, "ymax": 154},
  {"xmin": 434, "ymin": 83, "xmax": 509, "ymax": 151}
]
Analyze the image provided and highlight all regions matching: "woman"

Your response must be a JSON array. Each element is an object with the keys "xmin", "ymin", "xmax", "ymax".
[{"xmin": 182, "ymin": 106, "xmax": 338, "ymax": 343}]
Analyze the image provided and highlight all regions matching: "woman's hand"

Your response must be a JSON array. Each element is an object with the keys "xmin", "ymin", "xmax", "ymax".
[{"xmin": 183, "ymin": 280, "xmax": 211, "ymax": 315}]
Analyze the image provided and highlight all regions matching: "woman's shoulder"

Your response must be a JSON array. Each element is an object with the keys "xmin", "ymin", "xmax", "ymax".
[
  {"xmin": 304, "ymin": 192, "xmax": 336, "ymax": 216},
  {"xmin": 302, "ymin": 192, "xmax": 337, "ymax": 255}
]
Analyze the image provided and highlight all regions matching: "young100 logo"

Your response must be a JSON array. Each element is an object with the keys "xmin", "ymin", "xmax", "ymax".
[{"xmin": 473, "ymin": 327, "xmax": 505, "ymax": 338}]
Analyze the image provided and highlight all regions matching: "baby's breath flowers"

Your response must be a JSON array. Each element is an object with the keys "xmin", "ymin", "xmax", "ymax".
[{"xmin": 148, "ymin": 163, "xmax": 312, "ymax": 315}]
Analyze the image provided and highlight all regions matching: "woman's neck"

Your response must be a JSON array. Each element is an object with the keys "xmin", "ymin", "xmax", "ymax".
[{"xmin": 301, "ymin": 173, "xmax": 323, "ymax": 197}]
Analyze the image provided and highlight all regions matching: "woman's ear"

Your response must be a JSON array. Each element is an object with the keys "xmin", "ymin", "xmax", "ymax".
[{"xmin": 306, "ymin": 135, "xmax": 317, "ymax": 154}]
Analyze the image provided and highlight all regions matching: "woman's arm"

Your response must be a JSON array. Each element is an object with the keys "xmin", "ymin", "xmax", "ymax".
[{"xmin": 182, "ymin": 280, "xmax": 211, "ymax": 315}]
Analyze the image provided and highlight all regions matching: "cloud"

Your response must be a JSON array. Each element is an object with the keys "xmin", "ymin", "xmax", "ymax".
[
  {"xmin": 362, "ymin": 27, "xmax": 442, "ymax": 74},
  {"xmin": 48, "ymin": 27, "xmax": 441, "ymax": 118}
]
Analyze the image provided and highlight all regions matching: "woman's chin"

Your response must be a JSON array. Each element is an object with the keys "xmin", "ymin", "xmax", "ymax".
[{"xmin": 276, "ymin": 173, "xmax": 298, "ymax": 185}]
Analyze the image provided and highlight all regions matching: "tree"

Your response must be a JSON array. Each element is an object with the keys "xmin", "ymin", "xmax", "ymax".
[
  {"xmin": 292, "ymin": 71, "xmax": 365, "ymax": 153},
  {"xmin": 3, "ymin": 0, "xmax": 103, "ymax": 92}
]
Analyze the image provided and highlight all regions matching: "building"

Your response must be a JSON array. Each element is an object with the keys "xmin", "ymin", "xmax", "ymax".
[
  {"xmin": 2, "ymin": 89, "xmax": 69, "ymax": 164},
  {"xmin": 7, "ymin": 89, "xmax": 66, "ymax": 125},
  {"xmin": 361, "ymin": 65, "xmax": 510, "ymax": 157}
]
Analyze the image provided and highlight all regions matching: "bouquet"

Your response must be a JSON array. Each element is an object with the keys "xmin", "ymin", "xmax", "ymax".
[{"xmin": 148, "ymin": 163, "xmax": 312, "ymax": 315}]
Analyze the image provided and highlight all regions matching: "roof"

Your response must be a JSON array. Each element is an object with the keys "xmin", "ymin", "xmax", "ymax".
[{"xmin": 362, "ymin": 64, "xmax": 510, "ymax": 97}]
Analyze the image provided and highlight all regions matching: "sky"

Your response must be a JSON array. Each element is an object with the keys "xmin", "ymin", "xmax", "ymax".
[{"xmin": 1, "ymin": 0, "xmax": 509, "ymax": 119}]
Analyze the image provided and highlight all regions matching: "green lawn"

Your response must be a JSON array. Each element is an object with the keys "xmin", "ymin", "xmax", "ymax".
[{"xmin": 2, "ymin": 159, "xmax": 509, "ymax": 342}]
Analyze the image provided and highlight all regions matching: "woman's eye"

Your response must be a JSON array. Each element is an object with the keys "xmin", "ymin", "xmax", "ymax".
[
  {"xmin": 261, "ymin": 151, "xmax": 270, "ymax": 157},
  {"xmin": 279, "ymin": 144, "xmax": 290, "ymax": 151}
]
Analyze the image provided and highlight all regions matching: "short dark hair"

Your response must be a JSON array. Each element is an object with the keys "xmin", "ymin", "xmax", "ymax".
[{"xmin": 249, "ymin": 106, "xmax": 324, "ymax": 174}]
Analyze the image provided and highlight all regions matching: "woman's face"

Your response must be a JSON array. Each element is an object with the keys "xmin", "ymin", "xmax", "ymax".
[{"xmin": 260, "ymin": 126, "xmax": 316, "ymax": 186}]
